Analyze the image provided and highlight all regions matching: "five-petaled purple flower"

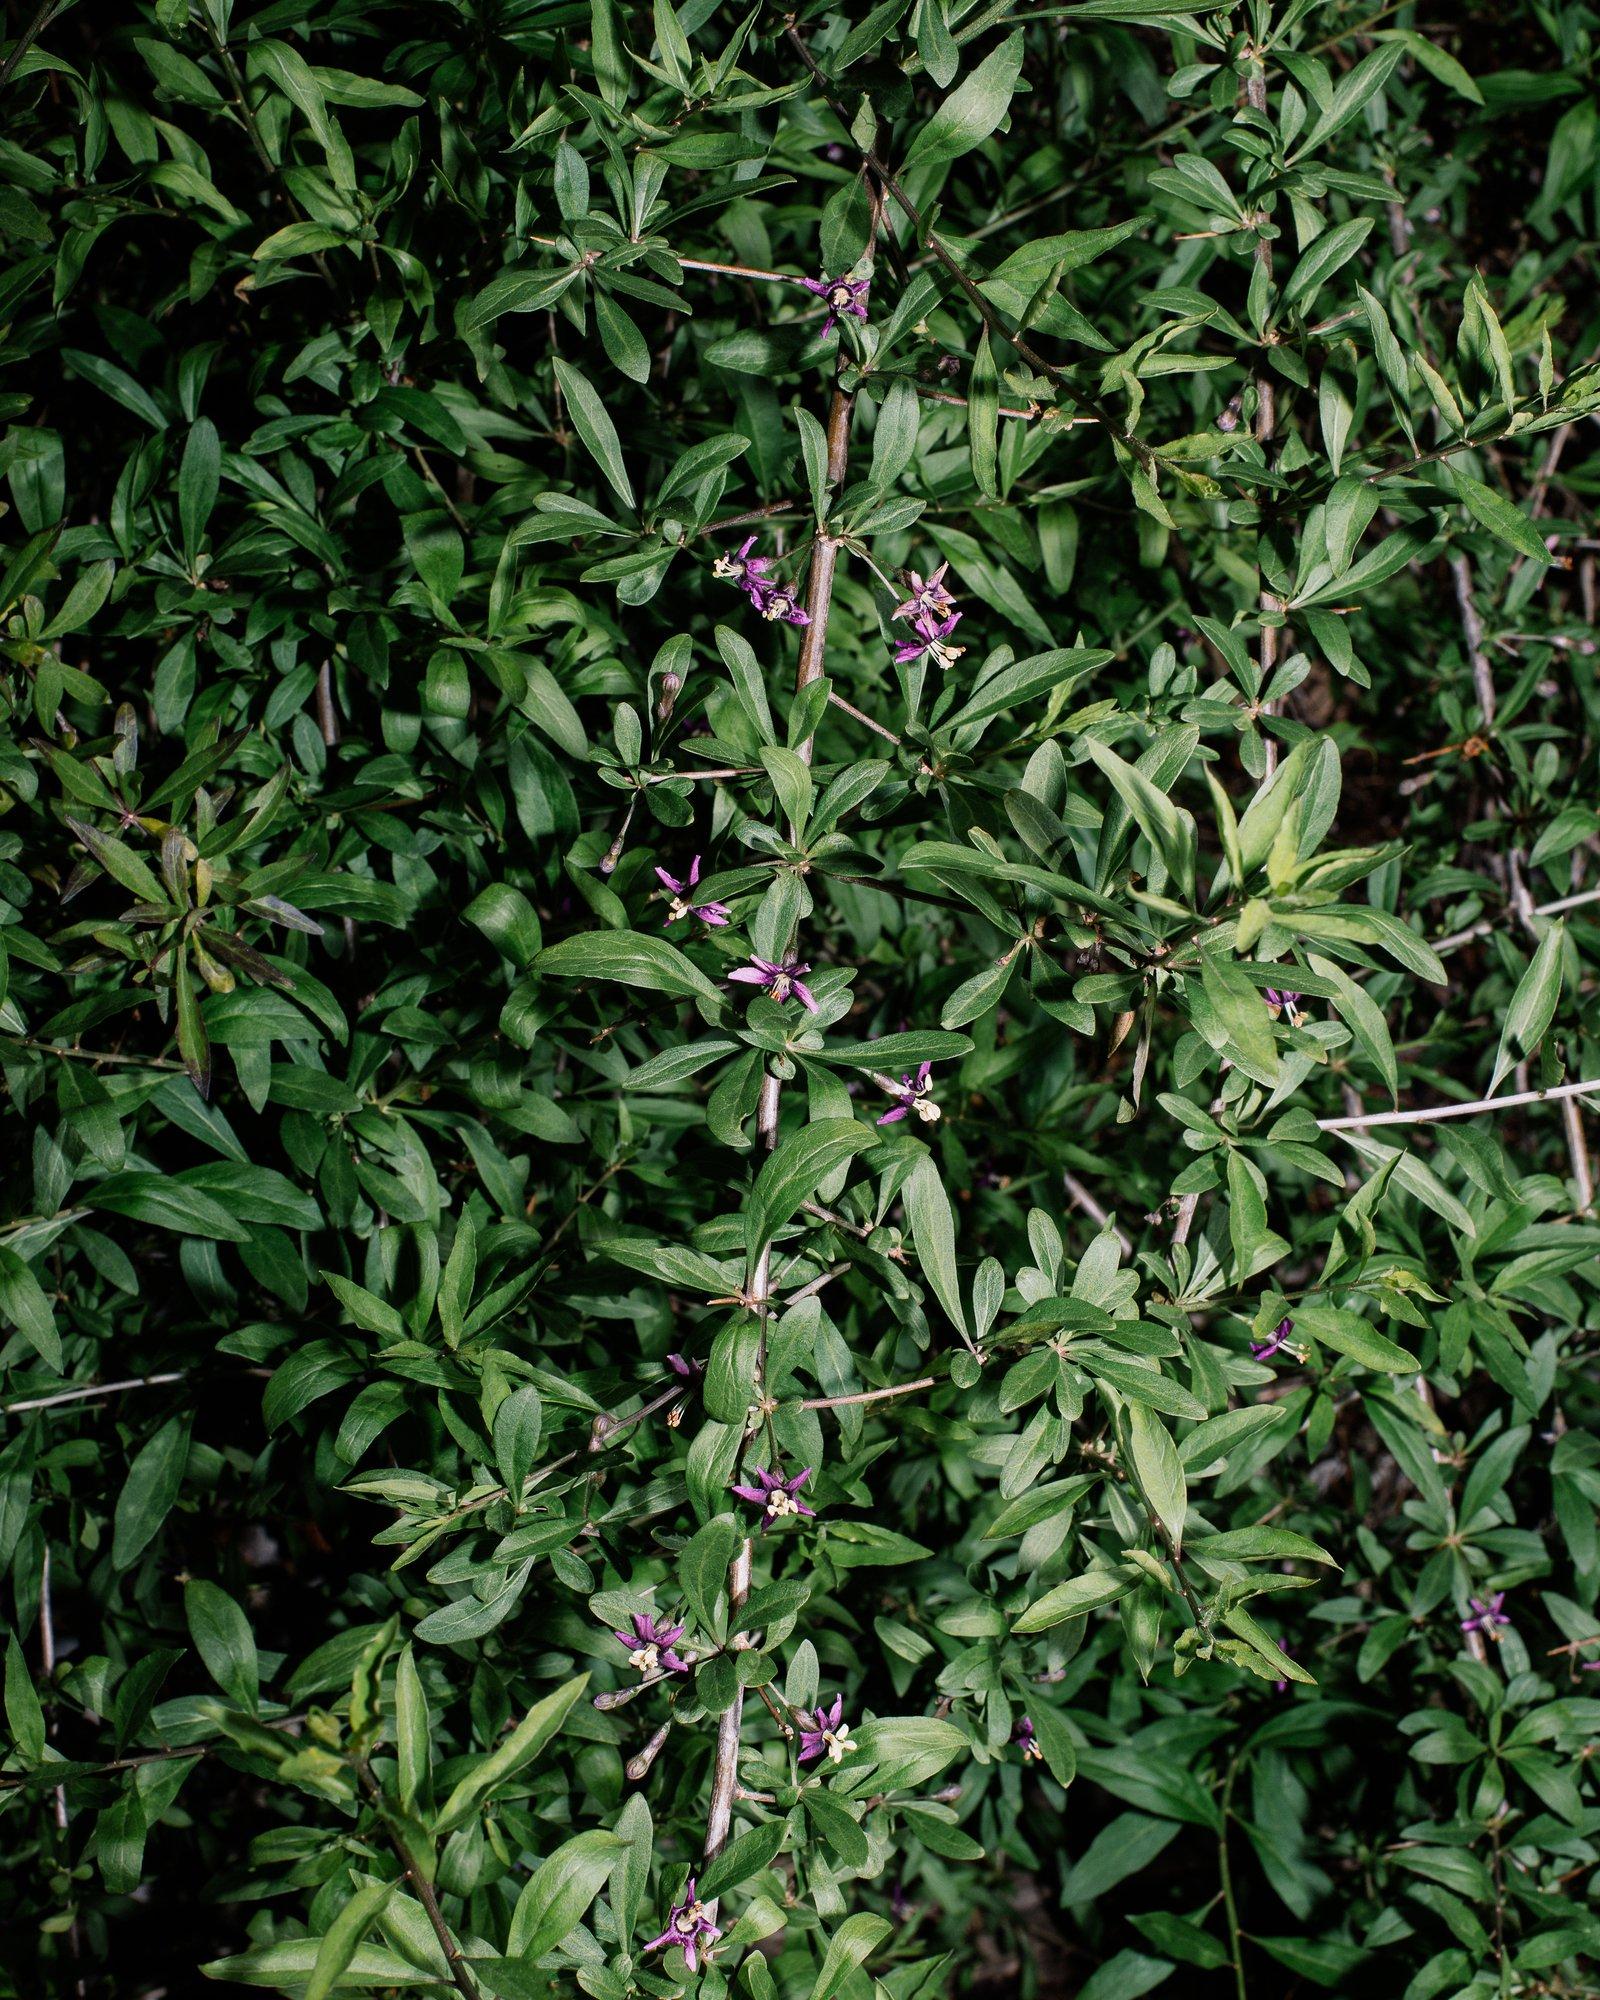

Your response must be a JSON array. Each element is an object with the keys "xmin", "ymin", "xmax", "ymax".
[
  {"xmin": 644, "ymin": 1877, "xmax": 721, "ymax": 1972},
  {"xmin": 801, "ymin": 272, "xmax": 870, "ymax": 336},
  {"xmin": 712, "ymin": 536, "xmax": 810, "ymax": 625},
  {"xmin": 655, "ymin": 855, "xmax": 730, "ymax": 928},
  {"xmin": 728, "ymin": 955, "xmax": 818, "ymax": 1012},
  {"xmin": 712, "ymin": 535, "xmax": 774, "ymax": 595},
  {"xmin": 1461, "ymin": 1592, "xmax": 1510, "ymax": 1641},
  {"xmin": 1251, "ymin": 1316, "xmax": 1295, "ymax": 1364},
  {"xmin": 1012, "ymin": 1714, "xmax": 1044, "ymax": 1762},
  {"xmin": 877, "ymin": 1062, "xmax": 940, "ymax": 1126},
  {"xmin": 893, "ymin": 610, "xmax": 966, "ymax": 672},
  {"xmin": 798, "ymin": 1695, "xmax": 859, "ymax": 1764},
  {"xmin": 893, "ymin": 563, "xmax": 957, "ymax": 626},
  {"xmin": 614, "ymin": 1610, "xmax": 692, "ymax": 1677},
  {"xmin": 757, "ymin": 581, "xmax": 811, "ymax": 627},
  {"xmin": 732, "ymin": 1464, "xmax": 816, "ymax": 1527}
]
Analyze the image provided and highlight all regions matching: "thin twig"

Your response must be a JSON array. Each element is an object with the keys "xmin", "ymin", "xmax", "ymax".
[
  {"xmin": 1319, "ymin": 1077, "xmax": 1600, "ymax": 1132},
  {"xmin": 4, "ymin": 1372, "xmax": 187, "ymax": 1417},
  {"xmin": 802, "ymin": 1377, "xmax": 936, "ymax": 1411},
  {"xmin": 1434, "ymin": 884, "xmax": 1600, "ymax": 955},
  {"xmin": 1450, "ymin": 552, "xmax": 1498, "ymax": 729},
  {"xmin": 1062, "ymin": 1172, "xmax": 1132, "ymax": 1254}
]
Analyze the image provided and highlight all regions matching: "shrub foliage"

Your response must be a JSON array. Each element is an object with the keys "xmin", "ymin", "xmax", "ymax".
[{"xmin": 3, "ymin": 1, "xmax": 1600, "ymax": 1996}]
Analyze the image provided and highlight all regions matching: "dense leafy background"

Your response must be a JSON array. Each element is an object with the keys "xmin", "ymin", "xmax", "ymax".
[{"xmin": 3, "ymin": 2, "xmax": 1600, "ymax": 1997}]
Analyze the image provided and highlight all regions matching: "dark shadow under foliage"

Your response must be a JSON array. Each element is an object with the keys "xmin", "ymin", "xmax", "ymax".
[{"xmin": 3, "ymin": 3, "xmax": 1600, "ymax": 1999}]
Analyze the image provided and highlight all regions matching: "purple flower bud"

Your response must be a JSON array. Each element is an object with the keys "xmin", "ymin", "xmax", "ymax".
[{"xmin": 1250, "ymin": 1317, "xmax": 1295, "ymax": 1364}]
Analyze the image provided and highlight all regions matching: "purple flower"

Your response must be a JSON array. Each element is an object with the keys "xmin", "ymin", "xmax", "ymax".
[
  {"xmin": 1250, "ymin": 1316, "xmax": 1295, "ymax": 1364},
  {"xmin": 667, "ymin": 1352, "xmax": 704, "ymax": 1378},
  {"xmin": 1461, "ymin": 1592, "xmax": 1510, "ymax": 1641},
  {"xmin": 728, "ymin": 955, "xmax": 818, "ymax": 1012},
  {"xmin": 655, "ymin": 855, "xmax": 731, "ymax": 928},
  {"xmin": 614, "ymin": 1610, "xmax": 692, "ymax": 1677},
  {"xmin": 754, "ymin": 579, "xmax": 811, "ymax": 627},
  {"xmin": 644, "ymin": 1877, "xmax": 721, "ymax": 1972},
  {"xmin": 1011, "ymin": 1714, "xmax": 1043, "ymax": 1762},
  {"xmin": 877, "ymin": 1061, "xmax": 939, "ymax": 1126},
  {"xmin": 893, "ymin": 611, "xmax": 966, "ymax": 671},
  {"xmin": 1264, "ymin": 987, "xmax": 1302, "ymax": 1023},
  {"xmin": 798, "ymin": 1695, "xmax": 859, "ymax": 1765},
  {"xmin": 800, "ymin": 272, "xmax": 870, "ymax": 336},
  {"xmin": 731, "ymin": 1464, "xmax": 816, "ymax": 1527},
  {"xmin": 712, "ymin": 535, "xmax": 774, "ymax": 593},
  {"xmin": 892, "ymin": 562, "xmax": 957, "ymax": 626}
]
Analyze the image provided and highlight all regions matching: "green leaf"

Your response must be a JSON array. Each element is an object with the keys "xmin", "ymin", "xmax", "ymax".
[
  {"xmin": 677, "ymin": 1513, "xmax": 740, "ymax": 1630},
  {"xmin": 306, "ymin": 1884, "xmax": 396, "ymax": 2000},
  {"xmin": 805, "ymin": 1787, "xmax": 869, "ymax": 1867},
  {"xmin": 903, "ymin": 31, "xmax": 1024, "ymax": 171},
  {"xmin": 505, "ymin": 1829, "xmax": 624, "ymax": 1957},
  {"xmin": 533, "ymin": 931, "xmax": 725, "ymax": 1009},
  {"xmin": 0, "ymin": 1248, "xmax": 61, "ymax": 1371},
  {"xmin": 1308, "ymin": 951, "xmax": 1398, "ymax": 1103},
  {"xmin": 746, "ymin": 1119, "xmax": 874, "ymax": 1282},
  {"xmin": 1082, "ymin": 737, "xmax": 1197, "ymax": 905},
  {"xmin": 698, "ymin": 1816, "xmax": 788, "ymax": 1901},
  {"xmin": 551, "ymin": 358, "xmax": 636, "ymax": 509},
  {"xmin": 178, "ymin": 417, "xmax": 221, "ymax": 556},
  {"xmin": 434, "ymin": 1674, "xmax": 588, "ymax": 1832},
  {"xmin": 1454, "ymin": 473, "xmax": 1552, "ymax": 563},
  {"xmin": 1283, "ymin": 218, "xmax": 1374, "ymax": 310},
  {"xmin": 1124, "ymin": 1402, "xmax": 1186, "ymax": 1554},
  {"xmin": 807, "ymin": 1913, "xmax": 894, "ymax": 1999},
  {"xmin": 946, "ymin": 647, "xmax": 1111, "ymax": 730},
  {"xmin": 1491, "ymin": 920, "xmax": 1564, "ymax": 1092},
  {"xmin": 185, "ymin": 1579, "xmax": 259, "ymax": 1713},
  {"xmin": 904, "ymin": 1153, "xmax": 971, "ymax": 1342},
  {"xmin": 967, "ymin": 329, "xmax": 998, "ymax": 498},
  {"xmin": 202, "ymin": 1942, "xmax": 431, "ymax": 1986},
  {"xmin": 1293, "ymin": 1301, "xmax": 1417, "ymax": 1373},
  {"xmin": 113, "ymin": 1414, "xmax": 192, "ymax": 1569},
  {"xmin": 1014, "ymin": 1569, "xmax": 1136, "ymax": 1633}
]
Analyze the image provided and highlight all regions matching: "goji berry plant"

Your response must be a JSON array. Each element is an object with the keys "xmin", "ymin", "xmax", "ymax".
[{"xmin": 3, "ymin": 3, "xmax": 1600, "ymax": 1997}]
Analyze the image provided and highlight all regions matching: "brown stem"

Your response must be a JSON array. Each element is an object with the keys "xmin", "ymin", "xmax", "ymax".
[
  {"xmin": 356, "ymin": 1761, "xmax": 484, "ymax": 2000},
  {"xmin": 315, "ymin": 661, "xmax": 340, "ymax": 748},
  {"xmin": 0, "ymin": 0, "xmax": 63, "ymax": 94},
  {"xmin": 700, "ymin": 1537, "xmax": 753, "ymax": 1916}
]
